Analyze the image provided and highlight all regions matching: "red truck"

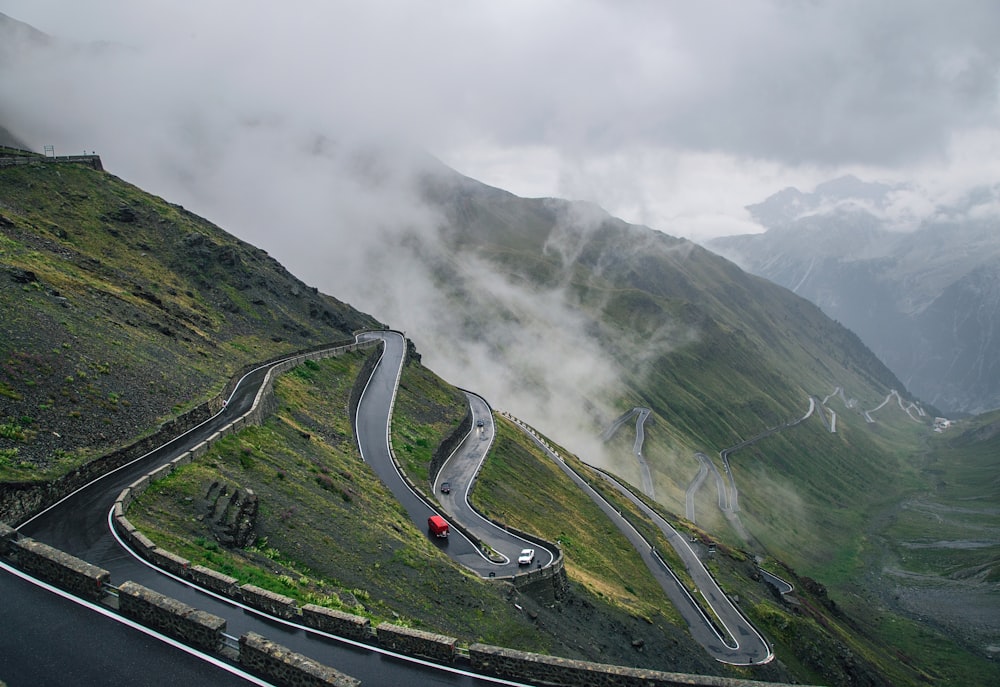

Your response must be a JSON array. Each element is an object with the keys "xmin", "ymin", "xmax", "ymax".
[{"xmin": 428, "ymin": 514, "xmax": 449, "ymax": 538}]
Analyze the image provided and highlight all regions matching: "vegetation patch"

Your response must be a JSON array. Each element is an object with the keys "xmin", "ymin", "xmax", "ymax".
[
  {"xmin": 0, "ymin": 163, "xmax": 375, "ymax": 480},
  {"xmin": 389, "ymin": 356, "xmax": 467, "ymax": 484},
  {"xmin": 129, "ymin": 353, "xmax": 548, "ymax": 648}
]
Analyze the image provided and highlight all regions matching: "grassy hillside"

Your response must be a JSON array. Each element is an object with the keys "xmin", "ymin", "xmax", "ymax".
[
  {"xmin": 129, "ymin": 352, "xmax": 546, "ymax": 645},
  {"xmin": 0, "ymin": 161, "xmax": 376, "ymax": 480},
  {"xmin": 864, "ymin": 409, "xmax": 1000, "ymax": 665},
  {"xmin": 5, "ymin": 155, "xmax": 994, "ymax": 685},
  {"xmin": 417, "ymin": 169, "xmax": 920, "ymax": 567},
  {"xmin": 130, "ymin": 352, "xmax": 746, "ymax": 677}
]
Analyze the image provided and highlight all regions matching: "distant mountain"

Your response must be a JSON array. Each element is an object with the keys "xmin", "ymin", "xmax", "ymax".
[{"xmin": 708, "ymin": 176, "xmax": 1000, "ymax": 415}]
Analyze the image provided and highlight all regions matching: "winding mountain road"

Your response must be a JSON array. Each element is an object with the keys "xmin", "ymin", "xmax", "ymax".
[
  {"xmin": 10, "ymin": 336, "xmax": 505, "ymax": 687},
  {"xmin": 602, "ymin": 407, "xmax": 655, "ymax": 498},
  {"xmin": 685, "ymin": 452, "xmax": 727, "ymax": 523},
  {"xmin": 356, "ymin": 332, "xmax": 555, "ymax": 575},
  {"xmin": 508, "ymin": 415, "xmax": 773, "ymax": 666},
  {"xmin": 433, "ymin": 391, "xmax": 556, "ymax": 570},
  {"xmin": 7, "ymin": 328, "xmax": 776, "ymax": 681}
]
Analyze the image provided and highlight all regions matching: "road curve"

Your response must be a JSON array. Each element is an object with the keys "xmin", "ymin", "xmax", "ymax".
[
  {"xmin": 684, "ymin": 453, "xmax": 710, "ymax": 522},
  {"xmin": 590, "ymin": 470, "xmax": 773, "ymax": 665},
  {"xmin": 356, "ymin": 332, "xmax": 555, "ymax": 576},
  {"xmin": 13, "ymin": 335, "xmax": 506, "ymax": 687},
  {"xmin": 434, "ymin": 391, "xmax": 556, "ymax": 570},
  {"xmin": 601, "ymin": 407, "xmax": 654, "ymax": 499},
  {"xmin": 506, "ymin": 414, "xmax": 773, "ymax": 666}
]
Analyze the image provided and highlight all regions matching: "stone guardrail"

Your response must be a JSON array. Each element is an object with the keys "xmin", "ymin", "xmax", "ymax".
[
  {"xmin": 2, "ymin": 337, "xmax": 811, "ymax": 687},
  {"xmin": 0, "ymin": 520, "xmax": 361, "ymax": 686}
]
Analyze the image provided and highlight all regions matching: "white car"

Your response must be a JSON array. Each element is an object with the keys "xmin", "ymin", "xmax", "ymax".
[{"xmin": 517, "ymin": 548, "xmax": 535, "ymax": 565}]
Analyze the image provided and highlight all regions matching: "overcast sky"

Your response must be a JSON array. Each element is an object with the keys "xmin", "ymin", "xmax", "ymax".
[{"xmin": 3, "ymin": 0, "xmax": 999, "ymax": 241}]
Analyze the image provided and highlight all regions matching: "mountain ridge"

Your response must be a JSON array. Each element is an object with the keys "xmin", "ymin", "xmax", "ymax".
[{"xmin": 708, "ymin": 177, "xmax": 1000, "ymax": 414}]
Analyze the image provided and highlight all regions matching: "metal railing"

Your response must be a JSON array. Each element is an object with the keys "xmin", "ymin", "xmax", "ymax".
[{"xmin": 220, "ymin": 632, "xmax": 241, "ymax": 652}]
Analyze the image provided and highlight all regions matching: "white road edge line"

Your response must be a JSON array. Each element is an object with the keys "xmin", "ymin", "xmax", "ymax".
[
  {"xmin": 106, "ymin": 507, "xmax": 534, "ymax": 687},
  {"xmin": 0, "ymin": 559, "xmax": 276, "ymax": 687},
  {"xmin": 357, "ymin": 332, "xmax": 517, "ymax": 568}
]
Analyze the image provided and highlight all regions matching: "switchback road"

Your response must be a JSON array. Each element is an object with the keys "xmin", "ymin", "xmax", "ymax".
[
  {"xmin": 11, "ymin": 336, "xmax": 502, "ymax": 687},
  {"xmin": 508, "ymin": 415, "xmax": 773, "ymax": 666},
  {"xmin": 433, "ymin": 391, "xmax": 556, "ymax": 570},
  {"xmin": 356, "ymin": 332, "xmax": 555, "ymax": 576}
]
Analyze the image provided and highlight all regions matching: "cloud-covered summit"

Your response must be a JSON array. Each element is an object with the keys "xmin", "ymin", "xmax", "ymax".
[{"xmin": 2, "ymin": 1, "xmax": 998, "ymax": 241}]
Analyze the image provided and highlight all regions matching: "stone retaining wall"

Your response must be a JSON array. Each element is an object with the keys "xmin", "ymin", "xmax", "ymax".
[
  {"xmin": 0, "ymin": 521, "xmax": 15, "ymax": 555},
  {"xmin": 239, "ymin": 632, "xmax": 360, "ymax": 687},
  {"xmin": 470, "ymin": 644, "xmax": 792, "ymax": 687},
  {"xmin": 0, "ymin": 154, "xmax": 103, "ymax": 170},
  {"xmin": 8, "ymin": 537, "xmax": 110, "ymax": 601},
  {"xmin": 118, "ymin": 580, "xmax": 227, "ymax": 652},
  {"xmin": 428, "ymin": 405, "xmax": 472, "ymax": 485},
  {"xmin": 240, "ymin": 583, "xmax": 298, "ymax": 619},
  {"xmin": 302, "ymin": 604, "xmax": 373, "ymax": 642},
  {"xmin": 376, "ymin": 622, "xmax": 457, "ymax": 663}
]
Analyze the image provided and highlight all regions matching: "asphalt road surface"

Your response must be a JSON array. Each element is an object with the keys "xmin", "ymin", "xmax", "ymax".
[
  {"xmin": 509, "ymin": 415, "xmax": 773, "ymax": 666},
  {"xmin": 357, "ymin": 333, "xmax": 555, "ymax": 576},
  {"xmin": 434, "ymin": 391, "xmax": 555, "ymax": 572},
  {"xmin": 10, "ymin": 338, "xmax": 511, "ymax": 687},
  {"xmin": 0, "ymin": 561, "xmax": 266, "ymax": 687}
]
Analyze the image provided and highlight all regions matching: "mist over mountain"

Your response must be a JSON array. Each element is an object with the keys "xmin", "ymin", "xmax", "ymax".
[
  {"xmin": 5, "ymin": 9, "xmax": 1000, "ymax": 682},
  {"xmin": 708, "ymin": 177, "xmax": 1000, "ymax": 415},
  {"xmin": 0, "ymin": 7, "xmax": 913, "ymax": 538}
]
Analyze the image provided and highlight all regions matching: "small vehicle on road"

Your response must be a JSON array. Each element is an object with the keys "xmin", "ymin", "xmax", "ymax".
[
  {"xmin": 517, "ymin": 548, "xmax": 535, "ymax": 565},
  {"xmin": 440, "ymin": 482, "xmax": 451, "ymax": 494},
  {"xmin": 476, "ymin": 418, "xmax": 485, "ymax": 427},
  {"xmin": 428, "ymin": 515, "xmax": 449, "ymax": 538}
]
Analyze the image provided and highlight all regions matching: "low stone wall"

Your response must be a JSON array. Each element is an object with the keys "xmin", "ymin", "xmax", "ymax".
[
  {"xmin": 376, "ymin": 622, "xmax": 457, "ymax": 663},
  {"xmin": 9, "ymin": 537, "xmax": 110, "ymax": 601},
  {"xmin": 239, "ymin": 632, "xmax": 360, "ymax": 687},
  {"xmin": 118, "ymin": 580, "xmax": 226, "ymax": 653},
  {"xmin": 470, "ymin": 644, "xmax": 793, "ymax": 687},
  {"xmin": 240, "ymin": 583, "xmax": 298, "ymax": 619},
  {"xmin": 188, "ymin": 564, "xmax": 240, "ymax": 596},
  {"xmin": 428, "ymin": 405, "xmax": 472, "ymax": 484},
  {"xmin": 302, "ymin": 604, "xmax": 373, "ymax": 642},
  {"xmin": 0, "ymin": 154, "xmax": 103, "ymax": 170}
]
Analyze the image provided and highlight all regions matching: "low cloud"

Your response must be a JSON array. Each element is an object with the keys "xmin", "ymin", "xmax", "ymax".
[
  {"xmin": 3, "ymin": 1, "xmax": 1000, "ymax": 244},
  {"xmin": 1, "ymin": 1, "xmax": 997, "ymax": 459}
]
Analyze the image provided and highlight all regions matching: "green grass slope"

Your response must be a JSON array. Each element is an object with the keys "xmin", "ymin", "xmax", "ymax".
[
  {"xmin": 418, "ymin": 169, "xmax": 916, "ymax": 559},
  {"xmin": 130, "ymin": 352, "xmax": 543, "ymax": 644},
  {"xmin": 0, "ymin": 161, "xmax": 377, "ymax": 480},
  {"xmin": 130, "ymin": 352, "xmax": 744, "ymax": 677}
]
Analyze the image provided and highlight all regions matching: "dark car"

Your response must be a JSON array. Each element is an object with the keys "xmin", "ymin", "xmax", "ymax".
[
  {"xmin": 440, "ymin": 482, "xmax": 451, "ymax": 494},
  {"xmin": 476, "ymin": 419, "xmax": 485, "ymax": 427}
]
